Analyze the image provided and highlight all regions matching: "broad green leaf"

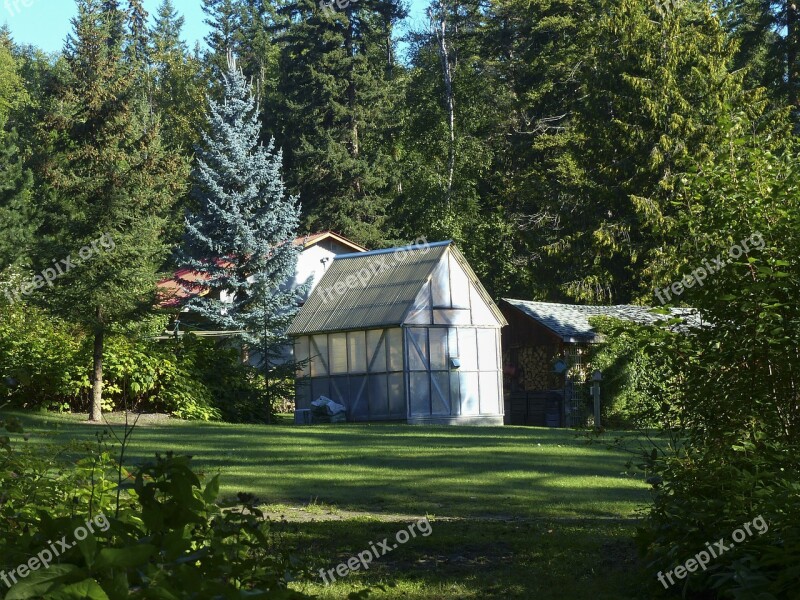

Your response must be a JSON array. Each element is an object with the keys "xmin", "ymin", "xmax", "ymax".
[
  {"xmin": 5, "ymin": 565, "xmax": 80, "ymax": 600},
  {"xmin": 93, "ymin": 544, "xmax": 156, "ymax": 570}
]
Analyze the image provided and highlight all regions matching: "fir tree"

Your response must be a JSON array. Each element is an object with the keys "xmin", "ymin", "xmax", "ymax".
[
  {"xmin": 150, "ymin": 0, "xmax": 205, "ymax": 153},
  {"xmin": 37, "ymin": 0, "xmax": 188, "ymax": 421},
  {"xmin": 180, "ymin": 53, "xmax": 306, "ymax": 418},
  {"xmin": 202, "ymin": 0, "xmax": 242, "ymax": 73},
  {"xmin": 0, "ymin": 35, "xmax": 35, "ymax": 274},
  {"xmin": 273, "ymin": 0, "xmax": 406, "ymax": 247}
]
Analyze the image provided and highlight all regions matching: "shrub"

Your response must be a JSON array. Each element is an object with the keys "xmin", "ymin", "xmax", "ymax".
[{"xmin": 0, "ymin": 416, "xmax": 313, "ymax": 599}]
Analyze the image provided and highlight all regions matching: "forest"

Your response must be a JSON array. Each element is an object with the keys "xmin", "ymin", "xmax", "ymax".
[{"xmin": 1, "ymin": 0, "xmax": 797, "ymax": 305}]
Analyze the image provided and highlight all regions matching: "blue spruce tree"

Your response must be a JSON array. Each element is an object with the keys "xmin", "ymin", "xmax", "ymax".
[{"xmin": 180, "ymin": 52, "xmax": 306, "ymax": 420}]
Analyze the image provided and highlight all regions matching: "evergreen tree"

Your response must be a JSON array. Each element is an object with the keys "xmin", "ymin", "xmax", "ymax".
[
  {"xmin": 125, "ymin": 0, "xmax": 150, "ymax": 67},
  {"xmin": 0, "ymin": 39, "xmax": 34, "ymax": 273},
  {"xmin": 718, "ymin": 0, "xmax": 800, "ymax": 128},
  {"xmin": 273, "ymin": 0, "xmax": 406, "ymax": 247},
  {"xmin": 180, "ymin": 54, "xmax": 305, "ymax": 417},
  {"xmin": 396, "ymin": 0, "xmax": 526, "ymax": 297},
  {"xmin": 36, "ymin": 0, "xmax": 188, "ymax": 421},
  {"xmin": 202, "ymin": 0, "xmax": 243, "ymax": 73},
  {"xmin": 152, "ymin": 0, "xmax": 186, "ymax": 54},
  {"xmin": 528, "ymin": 0, "xmax": 767, "ymax": 303},
  {"xmin": 151, "ymin": 0, "xmax": 205, "ymax": 153},
  {"xmin": 0, "ymin": 129, "xmax": 34, "ymax": 273}
]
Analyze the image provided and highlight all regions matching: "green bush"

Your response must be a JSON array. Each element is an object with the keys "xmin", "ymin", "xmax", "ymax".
[
  {"xmin": 0, "ymin": 416, "xmax": 312, "ymax": 599},
  {"xmin": 633, "ymin": 131, "xmax": 800, "ymax": 597},
  {"xmin": 589, "ymin": 316, "xmax": 685, "ymax": 429},
  {"xmin": 0, "ymin": 302, "xmax": 269, "ymax": 421}
]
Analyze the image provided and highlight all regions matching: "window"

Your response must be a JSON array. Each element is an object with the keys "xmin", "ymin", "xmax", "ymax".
[
  {"xmin": 348, "ymin": 331, "xmax": 366, "ymax": 373},
  {"xmin": 329, "ymin": 333, "xmax": 347, "ymax": 374}
]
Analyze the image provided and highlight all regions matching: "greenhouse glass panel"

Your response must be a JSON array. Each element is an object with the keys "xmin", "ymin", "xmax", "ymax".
[
  {"xmin": 367, "ymin": 329, "xmax": 387, "ymax": 373},
  {"xmin": 431, "ymin": 256, "xmax": 450, "ymax": 307},
  {"xmin": 329, "ymin": 376, "xmax": 348, "ymax": 405},
  {"xmin": 368, "ymin": 374, "xmax": 389, "ymax": 417},
  {"xmin": 388, "ymin": 373, "xmax": 405, "ymax": 416},
  {"xmin": 294, "ymin": 336, "xmax": 310, "ymax": 376},
  {"xmin": 311, "ymin": 377, "xmax": 330, "ymax": 401},
  {"xmin": 348, "ymin": 331, "xmax": 367, "ymax": 373},
  {"xmin": 457, "ymin": 328, "xmax": 478, "ymax": 371},
  {"xmin": 329, "ymin": 332, "xmax": 348, "ymax": 374},
  {"xmin": 470, "ymin": 284, "xmax": 499, "ymax": 325},
  {"xmin": 387, "ymin": 328, "xmax": 404, "ymax": 371},
  {"xmin": 433, "ymin": 309, "xmax": 471, "ymax": 325},
  {"xmin": 410, "ymin": 372, "xmax": 431, "ymax": 416},
  {"xmin": 449, "ymin": 370, "xmax": 461, "ymax": 413},
  {"xmin": 408, "ymin": 328, "xmax": 428, "ymax": 371},
  {"xmin": 429, "ymin": 328, "xmax": 448, "ymax": 370},
  {"xmin": 295, "ymin": 378, "xmax": 311, "ymax": 410},
  {"xmin": 405, "ymin": 282, "xmax": 432, "ymax": 325},
  {"xmin": 459, "ymin": 372, "xmax": 480, "ymax": 415},
  {"xmin": 479, "ymin": 371, "xmax": 500, "ymax": 414},
  {"xmin": 447, "ymin": 328, "xmax": 459, "ymax": 358},
  {"xmin": 349, "ymin": 376, "xmax": 369, "ymax": 418},
  {"xmin": 310, "ymin": 335, "xmax": 329, "ymax": 377},
  {"xmin": 477, "ymin": 329, "xmax": 498, "ymax": 371},
  {"xmin": 449, "ymin": 255, "xmax": 471, "ymax": 309},
  {"xmin": 431, "ymin": 372, "xmax": 451, "ymax": 415}
]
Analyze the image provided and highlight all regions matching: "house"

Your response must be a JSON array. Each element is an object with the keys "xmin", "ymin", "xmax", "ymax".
[
  {"xmin": 287, "ymin": 241, "xmax": 508, "ymax": 425},
  {"xmin": 156, "ymin": 231, "xmax": 367, "ymax": 336},
  {"xmin": 499, "ymin": 299, "xmax": 696, "ymax": 427}
]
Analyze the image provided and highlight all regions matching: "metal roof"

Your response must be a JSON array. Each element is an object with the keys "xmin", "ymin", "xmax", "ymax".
[
  {"xmin": 287, "ymin": 241, "xmax": 506, "ymax": 335},
  {"xmin": 501, "ymin": 299, "xmax": 699, "ymax": 342}
]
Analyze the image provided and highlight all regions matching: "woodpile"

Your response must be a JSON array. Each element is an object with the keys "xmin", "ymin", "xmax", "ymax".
[{"xmin": 504, "ymin": 345, "xmax": 561, "ymax": 391}]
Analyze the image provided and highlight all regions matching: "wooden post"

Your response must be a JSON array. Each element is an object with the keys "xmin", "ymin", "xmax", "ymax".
[{"xmin": 591, "ymin": 370, "xmax": 602, "ymax": 428}]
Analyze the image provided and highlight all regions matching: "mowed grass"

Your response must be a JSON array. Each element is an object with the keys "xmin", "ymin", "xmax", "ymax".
[
  {"xmin": 9, "ymin": 411, "xmax": 656, "ymax": 598},
  {"xmin": 13, "ymin": 411, "xmax": 649, "ymax": 520}
]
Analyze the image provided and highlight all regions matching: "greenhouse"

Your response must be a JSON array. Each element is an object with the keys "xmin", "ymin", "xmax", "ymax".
[{"xmin": 286, "ymin": 240, "xmax": 507, "ymax": 425}]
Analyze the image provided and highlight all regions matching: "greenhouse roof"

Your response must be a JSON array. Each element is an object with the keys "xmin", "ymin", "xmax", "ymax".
[{"xmin": 287, "ymin": 241, "xmax": 504, "ymax": 334}]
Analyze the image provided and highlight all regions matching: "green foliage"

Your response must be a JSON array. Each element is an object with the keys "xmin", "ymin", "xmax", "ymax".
[
  {"xmin": 634, "ymin": 129, "xmax": 800, "ymax": 597},
  {"xmin": 0, "ymin": 302, "xmax": 268, "ymax": 421},
  {"xmin": 589, "ymin": 316, "xmax": 685, "ymax": 429},
  {"xmin": 0, "ymin": 418, "xmax": 312, "ymax": 599}
]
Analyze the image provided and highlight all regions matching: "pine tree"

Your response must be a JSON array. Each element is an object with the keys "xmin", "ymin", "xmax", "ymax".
[
  {"xmin": 0, "ymin": 35, "xmax": 35, "ymax": 274},
  {"xmin": 151, "ymin": 0, "xmax": 205, "ymax": 153},
  {"xmin": 202, "ymin": 0, "xmax": 243, "ymax": 73},
  {"xmin": 37, "ymin": 0, "xmax": 188, "ymax": 421},
  {"xmin": 273, "ymin": 0, "xmax": 406, "ymax": 247},
  {"xmin": 180, "ymin": 53, "xmax": 305, "ymax": 418}
]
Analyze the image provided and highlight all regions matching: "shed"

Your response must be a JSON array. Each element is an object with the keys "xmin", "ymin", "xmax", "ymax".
[
  {"xmin": 500, "ymin": 299, "xmax": 696, "ymax": 427},
  {"xmin": 287, "ymin": 241, "xmax": 507, "ymax": 425}
]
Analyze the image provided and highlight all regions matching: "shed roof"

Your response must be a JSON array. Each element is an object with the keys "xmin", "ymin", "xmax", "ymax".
[
  {"xmin": 287, "ymin": 241, "xmax": 505, "ymax": 334},
  {"xmin": 501, "ymin": 299, "xmax": 698, "ymax": 343}
]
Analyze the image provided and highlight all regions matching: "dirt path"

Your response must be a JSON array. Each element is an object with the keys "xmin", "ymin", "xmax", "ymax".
[{"xmin": 261, "ymin": 504, "xmax": 640, "ymax": 524}]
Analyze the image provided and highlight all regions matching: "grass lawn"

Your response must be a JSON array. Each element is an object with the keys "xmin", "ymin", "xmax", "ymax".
[{"xmin": 10, "ymin": 411, "xmax": 657, "ymax": 599}]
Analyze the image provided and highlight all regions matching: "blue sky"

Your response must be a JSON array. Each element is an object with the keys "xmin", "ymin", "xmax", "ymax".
[{"xmin": 1, "ymin": 0, "xmax": 428, "ymax": 54}]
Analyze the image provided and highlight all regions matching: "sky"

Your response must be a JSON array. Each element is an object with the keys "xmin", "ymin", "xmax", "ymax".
[{"xmin": 1, "ymin": 0, "xmax": 428, "ymax": 55}]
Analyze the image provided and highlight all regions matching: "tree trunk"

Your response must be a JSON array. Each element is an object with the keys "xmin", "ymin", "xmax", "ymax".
[
  {"xmin": 431, "ymin": 0, "xmax": 455, "ymax": 206},
  {"xmin": 788, "ymin": 0, "xmax": 799, "ymax": 123},
  {"xmin": 90, "ymin": 311, "xmax": 104, "ymax": 422}
]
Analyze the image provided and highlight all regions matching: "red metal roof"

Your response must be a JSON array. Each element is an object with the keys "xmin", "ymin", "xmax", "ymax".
[{"xmin": 157, "ymin": 232, "xmax": 367, "ymax": 309}]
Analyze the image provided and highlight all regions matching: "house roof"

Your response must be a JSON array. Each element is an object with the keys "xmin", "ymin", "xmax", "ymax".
[
  {"xmin": 157, "ymin": 231, "xmax": 366, "ymax": 309},
  {"xmin": 293, "ymin": 231, "xmax": 368, "ymax": 252},
  {"xmin": 287, "ymin": 241, "xmax": 506, "ymax": 335},
  {"xmin": 501, "ymin": 298, "xmax": 698, "ymax": 343}
]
